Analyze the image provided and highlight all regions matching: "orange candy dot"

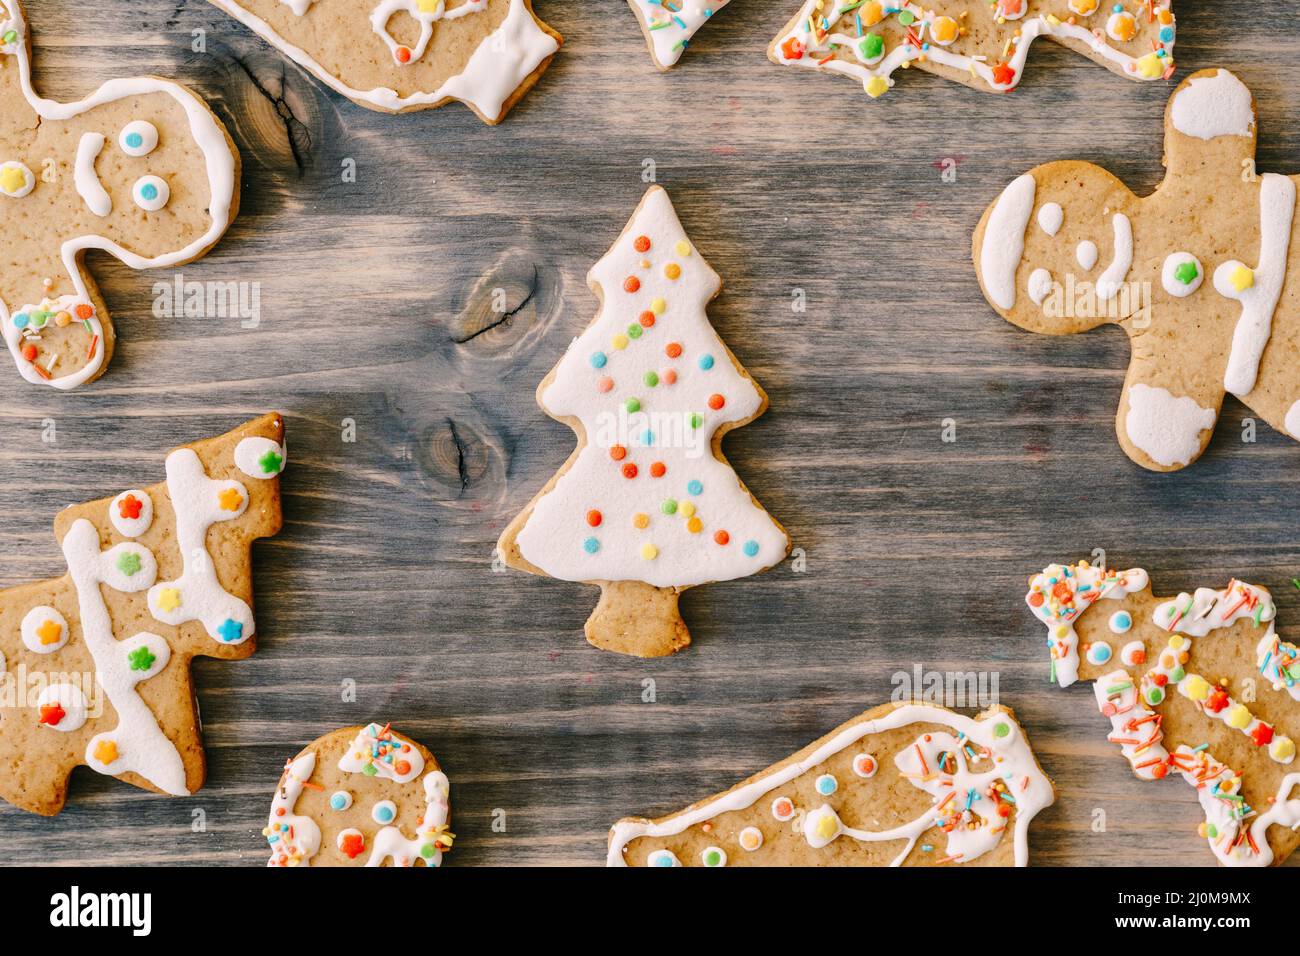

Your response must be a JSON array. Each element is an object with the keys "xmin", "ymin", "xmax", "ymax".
[
  {"xmin": 622, "ymin": 463, "xmax": 638, "ymax": 479},
  {"xmin": 663, "ymin": 369, "xmax": 677, "ymax": 385},
  {"xmin": 714, "ymin": 530, "xmax": 730, "ymax": 545},
  {"xmin": 639, "ymin": 311, "xmax": 656, "ymax": 328},
  {"xmin": 1028, "ymin": 592, "xmax": 1044, "ymax": 608},
  {"xmin": 634, "ymin": 235, "xmax": 651, "ymax": 253},
  {"xmin": 395, "ymin": 759, "xmax": 411, "ymax": 775},
  {"xmin": 396, "ymin": 47, "xmax": 412, "ymax": 63},
  {"xmin": 664, "ymin": 263, "xmax": 681, "ymax": 280},
  {"xmin": 21, "ymin": 344, "xmax": 36, "ymax": 362},
  {"xmin": 708, "ymin": 394, "xmax": 725, "ymax": 410},
  {"xmin": 650, "ymin": 462, "xmax": 666, "ymax": 478},
  {"xmin": 587, "ymin": 509, "xmax": 603, "ymax": 527},
  {"xmin": 623, "ymin": 276, "xmax": 640, "ymax": 293},
  {"xmin": 75, "ymin": 303, "xmax": 94, "ymax": 320},
  {"xmin": 665, "ymin": 342, "xmax": 682, "ymax": 358},
  {"xmin": 596, "ymin": 376, "xmax": 614, "ymax": 393},
  {"xmin": 610, "ymin": 445, "xmax": 627, "ymax": 461}
]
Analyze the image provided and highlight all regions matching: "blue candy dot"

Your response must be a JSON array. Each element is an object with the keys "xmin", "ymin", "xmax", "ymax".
[
  {"xmin": 743, "ymin": 540, "xmax": 759, "ymax": 557},
  {"xmin": 1159, "ymin": 27, "xmax": 1173, "ymax": 42},
  {"xmin": 1093, "ymin": 644, "xmax": 1112, "ymax": 663},
  {"xmin": 125, "ymin": 132, "xmax": 143, "ymax": 149},
  {"xmin": 651, "ymin": 854, "xmax": 675, "ymax": 868},
  {"xmin": 815, "ymin": 773, "xmax": 837, "ymax": 795},
  {"xmin": 12, "ymin": 313, "xmax": 28, "ymax": 329},
  {"xmin": 583, "ymin": 537, "xmax": 600, "ymax": 554},
  {"xmin": 329, "ymin": 793, "xmax": 347, "ymax": 810},
  {"xmin": 687, "ymin": 480, "xmax": 703, "ymax": 496},
  {"xmin": 140, "ymin": 183, "xmax": 159, "ymax": 201},
  {"xmin": 641, "ymin": 429, "xmax": 654, "ymax": 446},
  {"xmin": 698, "ymin": 354, "xmax": 715, "ymax": 371},
  {"xmin": 375, "ymin": 805, "xmax": 394, "ymax": 823},
  {"xmin": 590, "ymin": 351, "xmax": 607, "ymax": 369}
]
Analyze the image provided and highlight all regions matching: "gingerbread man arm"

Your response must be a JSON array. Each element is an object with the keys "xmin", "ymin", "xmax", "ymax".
[{"xmin": 0, "ymin": 0, "xmax": 239, "ymax": 389}]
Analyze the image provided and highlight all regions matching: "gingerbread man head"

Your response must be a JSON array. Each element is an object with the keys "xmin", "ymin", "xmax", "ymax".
[
  {"xmin": 1027, "ymin": 560, "xmax": 1299, "ymax": 866},
  {"xmin": 0, "ymin": 0, "xmax": 239, "ymax": 389},
  {"xmin": 974, "ymin": 68, "xmax": 1300, "ymax": 471}
]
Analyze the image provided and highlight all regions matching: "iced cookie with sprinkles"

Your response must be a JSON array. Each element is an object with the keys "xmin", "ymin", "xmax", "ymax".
[
  {"xmin": 770, "ymin": 0, "xmax": 1174, "ymax": 99},
  {"xmin": 628, "ymin": 0, "xmax": 730, "ymax": 69},
  {"xmin": 974, "ymin": 68, "xmax": 1300, "ymax": 471},
  {"xmin": 0, "ymin": 415, "xmax": 285, "ymax": 815},
  {"xmin": 0, "ymin": 0, "xmax": 239, "ymax": 389},
  {"xmin": 265, "ymin": 723, "xmax": 453, "ymax": 867},
  {"xmin": 496, "ymin": 186, "xmax": 790, "ymax": 658},
  {"xmin": 208, "ymin": 0, "xmax": 561, "ymax": 121},
  {"xmin": 608, "ymin": 701, "xmax": 1055, "ymax": 866},
  {"xmin": 1026, "ymin": 560, "xmax": 1300, "ymax": 866}
]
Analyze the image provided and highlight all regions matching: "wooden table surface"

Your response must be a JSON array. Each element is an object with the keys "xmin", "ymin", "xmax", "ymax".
[{"xmin": 1, "ymin": 0, "xmax": 1296, "ymax": 866}]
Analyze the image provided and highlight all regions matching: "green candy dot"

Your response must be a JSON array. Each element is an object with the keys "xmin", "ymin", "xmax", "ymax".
[
  {"xmin": 1206, "ymin": 824, "xmax": 1218, "ymax": 839},
  {"xmin": 3, "ymin": 30, "xmax": 16, "ymax": 44},
  {"xmin": 897, "ymin": 10, "xmax": 915, "ymax": 25},
  {"xmin": 993, "ymin": 722, "xmax": 1010, "ymax": 738},
  {"xmin": 362, "ymin": 763, "xmax": 378, "ymax": 776},
  {"xmin": 661, "ymin": 499, "xmax": 678, "ymax": 515},
  {"xmin": 1169, "ymin": 667, "xmax": 1186, "ymax": 683},
  {"xmin": 703, "ymin": 849, "xmax": 723, "ymax": 866},
  {"xmin": 625, "ymin": 397, "xmax": 641, "ymax": 413},
  {"xmin": 1174, "ymin": 261, "xmax": 1199, "ymax": 285},
  {"xmin": 626, "ymin": 324, "xmax": 643, "ymax": 340},
  {"xmin": 644, "ymin": 371, "xmax": 659, "ymax": 387},
  {"xmin": 1288, "ymin": 663, "xmax": 1300, "ymax": 681},
  {"xmin": 859, "ymin": 33, "xmax": 884, "ymax": 60},
  {"xmin": 1147, "ymin": 687, "xmax": 1165, "ymax": 705},
  {"xmin": 689, "ymin": 413, "xmax": 703, "ymax": 429},
  {"xmin": 420, "ymin": 843, "xmax": 436, "ymax": 858}
]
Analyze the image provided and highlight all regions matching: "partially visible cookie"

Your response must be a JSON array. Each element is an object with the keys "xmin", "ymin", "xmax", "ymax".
[
  {"xmin": 264, "ymin": 723, "xmax": 454, "ymax": 867},
  {"xmin": 208, "ymin": 0, "xmax": 561, "ymax": 121},
  {"xmin": 628, "ymin": 0, "xmax": 730, "ymax": 69},
  {"xmin": 608, "ymin": 701, "xmax": 1055, "ymax": 866}
]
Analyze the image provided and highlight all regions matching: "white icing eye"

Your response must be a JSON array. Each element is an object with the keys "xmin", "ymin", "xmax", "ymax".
[
  {"xmin": 0, "ymin": 160, "xmax": 35, "ymax": 198},
  {"xmin": 738, "ymin": 826, "xmax": 764, "ymax": 851},
  {"xmin": 132, "ymin": 175, "xmax": 169, "ymax": 211},
  {"xmin": 329, "ymin": 791, "xmax": 352, "ymax": 811},
  {"xmin": 646, "ymin": 848, "xmax": 680, "ymax": 867},
  {"xmin": 1121, "ymin": 641, "xmax": 1147, "ymax": 667},
  {"xmin": 371, "ymin": 800, "xmax": 397, "ymax": 824},
  {"xmin": 1161, "ymin": 252, "xmax": 1204, "ymax": 297},
  {"xmin": 1109, "ymin": 610, "xmax": 1133, "ymax": 634},
  {"xmin": 700, "ymin": 846, "xmax": 728, "ymax": 867},
  {"xmin": 851, "ymin": 753, "xmax": 878, "ymax": 778},
  {"xmin": 1086, "ymin": 641, "xmax": 1113, "ymax": 666},
  {"xmin": 21, "ymin": 605, "xmax": 68, "ymax": 654},
  {"xmin": 119, "ymin": 121, "xmax": 159, "ymax": 157}
]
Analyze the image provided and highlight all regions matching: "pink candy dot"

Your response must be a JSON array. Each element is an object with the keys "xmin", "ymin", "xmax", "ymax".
[{"xmin": 596, "ymin": 376, "xmax": 613, "ymax": 393}]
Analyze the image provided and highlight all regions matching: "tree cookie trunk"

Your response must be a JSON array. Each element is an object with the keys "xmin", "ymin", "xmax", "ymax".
[{"xmin": 585, "ymin": 581, "xmax": 691, "ymax": 657}]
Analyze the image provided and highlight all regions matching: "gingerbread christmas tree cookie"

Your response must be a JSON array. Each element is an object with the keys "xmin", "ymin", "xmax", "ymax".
[
  {"xmin": 0, "ymin": 0, "xmax": 240, "ymax": 389},
  {"xmin": 0, "ymin": 414, "xmax": 285, "ymax": 815},
  {"xmin": 974, "ymin": 68, "xmax": 1300, "ymax": 471},
  {"xmin": 628, "ymin": 0, "xmax": 730, "ymax": 69},
  {"xmin": 771, "ymin": 0, "xmax": 1174, "ymax": 99},
  {"xmin": 265, "ymin": 723, "xmax": 453, "ymax": 867},
  {"xmin": 1026, "ymin": 560, "xmax": 1300, "ymax": 866},
  {"xmin": 496, "ymin": 186, "xmax": 790, "ymax": 657},
  {"xmin": 208, "ymin": 0, "xmax": 561, "ymax": 121},
  {"xmin": 609, "ymin": 701, "xmax": 1055, "ymax": 866}
]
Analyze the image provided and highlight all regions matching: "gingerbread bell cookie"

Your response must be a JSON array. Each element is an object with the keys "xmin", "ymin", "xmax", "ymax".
[
  {"xmin": 771, "ymin": 0, "xmax": 1175, "ymax": 99},
  {"xmin": 0, "ymin": 0, "xmax": 239, "ymax": 390},
  {"xmin": 496, "ymin": 186, "xmax": 790, "ymax": 658},
  {"xmin": 264, "ymin": 723, "xmax": 454, "ymax": 867},
  {"xmin": 628, "ymin": 0, "xmax": 729, "ymax": 69},
  {"xmin": 609, "ymin": 701, "xmax": 1055, "ymax": 866},
  {"xmin": 975, "ymin": 69, "xmax": 1300, "ymax": 471},
  {"xmin": 0, "ymin": 415, "xmax": 285, "ymax": 815},
  {"xmin": 1027, "ymin": 561, "xmax": 1300, "ymax": 866},
  {"xmin": 208, "ymin": 0, "xmax": 561, "ymax": 121}
]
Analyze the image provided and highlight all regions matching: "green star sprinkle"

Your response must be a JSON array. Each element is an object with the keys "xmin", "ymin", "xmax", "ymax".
[
  {"xmin": 116, "ymin": 551, "xmax": 142, "ymax": 576},
  {"xmin": 1174, "ymin": 261, "xmax": 1199, "ymax": 285},
  {"xmin": 127, "ymin": 645, "xmax": 156, "ymax": 672},
  {"xmin": 258, "ymin": 449, "xmax": 283, "ymax": 475}
]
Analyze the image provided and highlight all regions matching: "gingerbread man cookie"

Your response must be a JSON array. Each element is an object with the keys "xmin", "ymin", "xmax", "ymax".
[
  {"xmin": 208, "ymin": 0, "xmax": 561, "ymax": 121},
  {"xmin": 0, "ymin": 415, "xmax": 285, "ymax": 815},
  {"xmin": 628, "ymin": 0, "xmax": 730, "ymax": 69},
  {"xmin": 264, "ymin": 723, "xmax": 453, "ymax": 867},
  {"xmin": 609, "ymin": 701, "xmax": 1055, "ymax": 866},
  {"xmin": 0, "ymin": 0, "xmax": 239, "ymax": 390},
  {"xmin": 975, "ymin": 69, "xmax": 1300, "ymax": 471},
  {"xmin": 496, "ymin": 186, "xmax": 790, "ymax": 658},
  {"xmin": 771, "ymin": 0, "xmax": 1174, "ymax": 99},
  {"xmin": 1027, "ymin": 560, "xmax": 1300, "ymax": 866}
]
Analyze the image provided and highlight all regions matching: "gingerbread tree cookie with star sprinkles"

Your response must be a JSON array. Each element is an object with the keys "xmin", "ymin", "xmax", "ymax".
[
  {"xmin": 208, "ymin": 0, "xmax": 561, "ymax": 121},
  {"xmin": 0, "ymin": 414, "xmax": 285, "ymax": 815},
  {"xmin": 771, "ymin": 0, "xmax": 1174, "ymax": 99},
  {"xmin": 0, "ymin": 0, "xmax": 239, "ymax": 390},
  {"xmin": 628, "ymin": 0, "xmax": 730, "ymax": 69},
  {"xmin": 265, "ymin": 723, "xmax": 454, "ymax": 867},
  {"xmin": 1026, "ymin": 560, "xmax": 1300, "ymax": 866},
  {"xmin": 975, "ymin": 68, "xmax": 1300, "ymax": 471},
  {"xmin": 496, "ymin": 186, "xmax": 790, "ymax": 658},
  {"xmin": 608, "ymin": 701, "xmax": 1055, "ymax": 866}
]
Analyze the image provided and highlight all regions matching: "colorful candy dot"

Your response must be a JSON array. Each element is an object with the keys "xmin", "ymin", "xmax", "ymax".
[
  {"xmin": 742, "ymin": 540, "xmax": 759, "ymax": 557},
  {"xmin": 634, "ymin": 235, "xmax": 651, "ymax": 253},
  {"xmin": 714, "ymin": 530, "xmax": 730, "ymax": 545},
  {"xmin": 661, "ymin": 499, "xmax": 678, "ymax": 515},
  {"xmin": 664, "ymin": 263, "xmax": 681, "ymax": 280},
  {"xmin": 590, "ymin": 351, "xmax": 607, "ymax": 369},
  {"xmin": 633, "ymin": 513, "xmax": 649, "ymax": 529},
  {"xmin": 687, "ymin": 480, "xmax": 703, "ymax": 496},
  {"xmin": 666, "ymin": 342, "xmax": 682, "ymax": 358},
  {"xmin": 583, "ymin": 537, "xmax": 600, "ymax": 554},
  {"xmin": 622, "ymin": 463, "xmax": 638, "ymax": 479},
  {"xmin": 698, "ymin": 354, "xmax": 715, "ymax": 370},
  {"xmin": 650, "ymin": 461, "xmax": 666, "ymax": 478},
  {"xmin": 644, "ymin": 371, "xmax": 659, "ymax": 387},
  {"xmin": 623, "ymin": 276, "xmax": 640, "ymax": 293},
  {"xmin": 815, "ymin": 773, "xmax": 837, "ymax": 795},
  {"xmin": 640, "ymin": 543, "xmax": 658, "ymax": 560},
  {"xmin": 586, "ymin": 509, "xmax": 603, "ymax": 527}
]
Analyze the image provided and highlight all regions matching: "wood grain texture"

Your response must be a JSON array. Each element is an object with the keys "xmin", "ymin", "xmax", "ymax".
[{"xmin": 0, "ymin": 0, "xmax": 1296, "ymax": 866}]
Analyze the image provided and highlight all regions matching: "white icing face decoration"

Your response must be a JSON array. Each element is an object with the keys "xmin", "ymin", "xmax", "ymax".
[
  {"xmin": 132, "ymin": 175, "xmax": 170, "ymax": 211},
  {"xmin": 738, "ymin": 826, "xmax": 764, "ymax": 851},
  {"xmin": 700, "ymin": 845, "xmax": 727, "ymax": 867},
  {"xmin": 1161, "ymin": 252, "xmax": 1203, "ymax": 297},
  {"xmin": 371, "ymin": 799, "xmax": 398, "ymax": 824},
  {"xmin": 234, "ymin": 436, "xmax": 287, "ymax": 480},
  {"xmin": 770, "ymin": 795, "xmax": 795, "ymax": 821},
  {"xmin": 1120, "ymin": 640, "xmax": 1147, "ymax": 667},
  {"xmin": 1076, "ymin": 240, "xmax": 1098, "ymax": 271},
  {"xmin": 646, "ymin": 848, "xmax": 681, "ymax": 867},
  {"xmin": 1028, "ymin": 268, "xmax": 1053, "ymax": 306},
  {"xmin": 119, "ymin": 120, "xmax": 159, "ymax": 157},
  {"xmin": 0, "ymin": 160, "xmax": 35, "ymax": 198},
  {"xmin": 21, "ymin": 605, "xmax": 68, "ymax": 654},
  {"xmin": 110, "ymin": 490, "xmax": 153, "ymax": 538},
  {"xmin": 329, "ymin": 790, "xmax": 353, "ymax": 811},
  {"xmin": 851, "ymin": 753, "xmax": 877, "ymax": 778},
  {"xmin": 1086, "ymin": 641, "xmax": 1113, "ymax": 666},
  {"xmin": 36, "ymin": 683, "xmax": 90, "ymax": 732},
  {"xmin": 1109, "ymin": 610, "xmax": 1133, "ymax": 634},
  {"xmin": 1037, "ymin": 202, "xmax": 1063, "ymax": 237}
]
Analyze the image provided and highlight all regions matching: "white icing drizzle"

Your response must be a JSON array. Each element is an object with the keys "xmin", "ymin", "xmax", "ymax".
[
  {"xmin": 0, "ymin": 0, "xmax": 237, "ymax": 390},
  {"xmin": 208, "ymin": 0, "xmax": 558, "ymax": 119},
  {"xmin": 61, "ymin": 518, "xmax": 184, "ymax": 794},
  {"xmin": 979, "ymin": 174, "xmax": 1035, "ymax": 310},
  {"xmin": 370, "ymin": 0, "xmax": 487, "ymax": 66},
  {"xmin": 1215, "ymin": 173, "xmax": 1295, "ymax": 397},
  {"xmin": 1124, "ymin": 382, "xmax": 1216, "ymax": 468},
  {"xmin": 265, "ymin": 751, "xmax": 322, "ymax": 866},
  {"xmin": 607, "ymin": 704, "xmax": 1055, "ymax": 866},
  {"xmin": 631, "ymin": 0, "xmax": 730, "ymax": 68},
  {"xmin": 1036, "ymin": 202, "xmax": 1063, "ymax": 237},
  {"xmin": 1171, "ymin": 69, "xmax": 1254, "ymax": 141},
  {"xmin": 1026, "ymin": 561, "xmax": 1149, "ymax": 688},
  {"xmin": 146, "ymin": 449, "xmax": 255, "ymax": 646},
  {"xmin": 1095, "ymin": 213, "xmax": 1132, "ymax": 301},
  {"xmin": 73, "ymin": 132, "xmax": 111, "ymax": 217}
]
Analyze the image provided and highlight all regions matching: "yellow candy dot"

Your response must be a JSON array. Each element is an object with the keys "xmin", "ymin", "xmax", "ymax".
[
  {"xmin": 0, "ymin": 166, "xmax": 26, "ymax": 194},
  {"xmin": 633, "ymin": 513, "xmax": 649, "ymax": 529},
  {"xmin": 650, "ymin": 298, "xmax": 667, "ymax": 315},
  {"xmin": 664, "ymin": 263, "xmax": 681, "ymax": 281},
  {"xmin": 1226, "ymin": 704, "xmax": 1252, "ymax": 730},
  {"xmin": 1231, "ymin": 266, "xmax": 1255, "ymax": 292},
  {"xmin": 860, "ymin": 0, "xmax": 883, "ymax": 26},
  {"xmin": 674, "ymin": 240, "xmax": 691, "ymax": 257},
  {"xmin": 931, "ymin": 16, "xmax": 958, "ymax": 43},
  {"xmin": 1167, "ymin": 635, "xmax": 1186, "ymax": 651},
  {"xmin": 1054, "ymin": 625, "xmax": 1069, "ymax": 639},
  {"xmin": 640, "ymin": 543, "xmax": 658, "ymax": 560},
  {"xmin": 1270, "ymin": 737, "xmax": 1296, "ymax": 762},
  {"xmin": 612, "ymin": 334, "xmax": 629, "ymax": 350},
  {"xmin": 679, "ymin": 501, "xmax": 696, "ymax": 518},
  {"xmin": 1137, "ymin": 52, "xmax": 1163, "ymax": 79},
  {"xmin": 686, "ymin": 517, "xmax": 703, "ymax": 534},
  {"xmin": 865, "ymin": 76, "xmax": 889, "ymax": 98},
  {"xmin": 1183, "ymin": 675, "xmax": 1210, "ymax": 701},
  {"xmin": 93, "ymin": 739, "xmax": 119, "ymax": 764}
]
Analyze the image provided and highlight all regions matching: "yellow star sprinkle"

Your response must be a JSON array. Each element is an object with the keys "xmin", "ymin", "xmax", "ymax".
[
  {"xmin": 1230, "ymin": 266, "xmax": 1255, "ymax": 292},
  {"xmin": 865, "ymin": 76, "xmax": 889, "ymax": 98},
  {"xmin": 36, "ymin": 618, "xmax": 62, "ymax": 645},
  {"xmin": 93, "ymin": 740, "xmax": 119, "ymax": 765},
  {"xmin": 0, "ymin": 166, "xmax": 26, "ymax": 194},
  {"xmin": 156, "ymin": 588, "xmax": 181, "ymax": 612},
  {"xmin": 218, "ymin": 487, "xmax": 244, "ymax": 511}
]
